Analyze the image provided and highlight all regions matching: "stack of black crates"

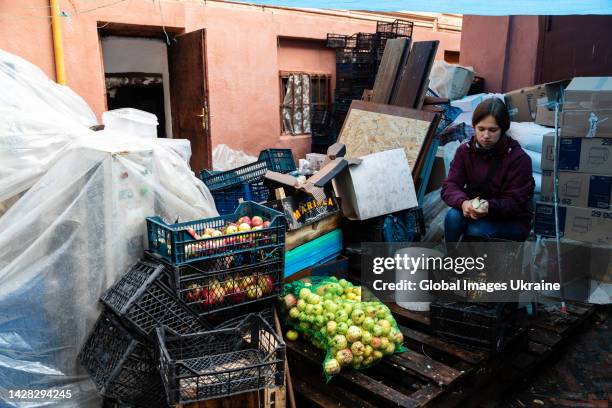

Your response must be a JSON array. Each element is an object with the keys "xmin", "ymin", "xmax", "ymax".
[
  {"xmin": 313, "ymin": 19, "xmax": 413, "ymax": 153},
  {"xmin": 79, "ymin": 201, "xmax": 287, "ymax": 407}
]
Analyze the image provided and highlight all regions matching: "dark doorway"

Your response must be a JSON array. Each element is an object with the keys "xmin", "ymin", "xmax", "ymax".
[{"xmin": 105, "ymin": 73, "xmax": 166, "ymax": 138}]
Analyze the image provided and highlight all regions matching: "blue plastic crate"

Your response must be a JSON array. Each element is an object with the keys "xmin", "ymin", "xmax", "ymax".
[
  {"xmin": 211, "ymin": 181, "xmax": 269, "ymax": 215},
  {"xmin": 146, "ymin": 201, "xmax": 286, "ymax": 266},
  {"xmin": 200, "ymin": 160, "xmax": 269, "ymax": 192}
]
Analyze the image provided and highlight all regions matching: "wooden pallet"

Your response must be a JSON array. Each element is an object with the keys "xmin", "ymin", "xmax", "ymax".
[{"xmin": 288, "ymin": 298, "xmax": 597, "ymax": 407}]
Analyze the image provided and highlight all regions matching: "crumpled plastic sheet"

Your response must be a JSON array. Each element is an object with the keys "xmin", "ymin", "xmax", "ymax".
[
  {"xmin": 0, "ymin": 49, "xmax": 97, "ymax": 212},
  {"xmin": 422, "ymin": 188, "xmax": 449, "ymax": 243},
  {"xmin": 0, "ymin": 50, "xmax": 218, "ymax": 407},
  {"xmin": 211, "ymin": 144, "xmax": 257, "ymax": 172}
]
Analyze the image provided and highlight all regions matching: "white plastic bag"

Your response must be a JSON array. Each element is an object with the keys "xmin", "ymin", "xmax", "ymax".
[{"xmin": 507, "ymin": 122, "xmax": 552, "ymax": 153}]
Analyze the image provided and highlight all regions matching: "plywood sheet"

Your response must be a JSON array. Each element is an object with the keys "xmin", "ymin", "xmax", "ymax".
[{"xmin": 337, "ymin": 100, "xmax": 438, "ymax": 171}]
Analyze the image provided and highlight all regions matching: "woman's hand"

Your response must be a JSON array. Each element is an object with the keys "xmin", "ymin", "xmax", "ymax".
[{"xmin": 461, "ymin": 200, "xmax": 488, "ymax": 220}]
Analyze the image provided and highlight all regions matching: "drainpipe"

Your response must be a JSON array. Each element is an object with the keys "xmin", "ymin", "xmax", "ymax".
[{"xmin": 50, "ymin": 0, "xmax": 66, "ymax": 85}]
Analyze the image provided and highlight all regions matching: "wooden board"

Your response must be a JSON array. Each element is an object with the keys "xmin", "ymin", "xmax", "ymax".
[
  {"xmin": 285, "ymin": 213, "xmax": 341, "ymax": 250},
  {"xmin": 337, "ymin": 100, "xmax": 439, "ymax": 176},
  {"xmin": 391, "ymin": 41, "xmax": 439, "ymax": 110},
  {"xmin": 371, "ymin": 38, "xmax": 411, "ymax": 104}
]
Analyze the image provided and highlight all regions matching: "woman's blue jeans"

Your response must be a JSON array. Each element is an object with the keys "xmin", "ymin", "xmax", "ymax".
[{"xmin": 444, "ymin": 207, "xmax": 527, "ymax": 242}]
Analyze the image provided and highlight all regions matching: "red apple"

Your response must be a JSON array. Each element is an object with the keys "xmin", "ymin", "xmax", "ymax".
[
  {"xmin": 229, "ymin": 287, "xmax": 246, "ymax": 303},
  {"xmin": 237, "ymin": 216, "xmax": 251, "ymax": 225},
  {"xmin": 251, "ymin": 216, "xmax": 263, "ymax": 227},
  {"xmin": 262, "ymin": 220, "xmax": 271, "ymax": 228}
]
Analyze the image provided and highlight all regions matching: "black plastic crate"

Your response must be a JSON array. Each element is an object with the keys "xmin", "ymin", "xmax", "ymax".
[
  {"xmin": 336, "ymin": 49, "xmax": 376, "ymax": 65},
  {"xmin": 144, "ymin": 249, "xmax": 283, "ymax": 317},
  {"xmin": 157, "ymin": 314, "xmax": 285, "ymax": 405},
  {"xmin": 326, "ymin": 34, "xmax": 349, "ymax": 48},
  {"xmin": 430, "ymin": 302, "xmax": 518, "ymax": 352},
  {"xmin": 78, "ymin": 309, "xmax": 166, "ymax": 407},
  {"xmin": 210, "ymin": 298, "xmax": 276, "ymax": 329},
  {"xmin": 342, "ymin": 207, "xmax": 425, "ymax": 243},
  {"xmin": 146, "ymin": 201, "xmax": 286, "ymax": 266},
  {"xmin": 355, "ymin": 32, "xmax": 379, "ymax": 50},
  {"xmin": 376, "ymin": 19, "xmax": 414, "ymax": 37},
  {"xmin": 100, "ymin": 260, "xmax": 209, "ymax": 340},
  {"xmin": 258, "ymin": 149, "xmax": 296, "ymax": 174}
]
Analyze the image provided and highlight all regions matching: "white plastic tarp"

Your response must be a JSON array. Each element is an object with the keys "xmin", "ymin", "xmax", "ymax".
[{"xmin": 0, "ymin": 51, "xmax": 217, "ymax": 407}]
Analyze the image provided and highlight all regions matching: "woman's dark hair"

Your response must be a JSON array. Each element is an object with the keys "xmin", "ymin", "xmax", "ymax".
[{"xmin": 472, "ymin": 98, "xmax": 510, "ymax": 132}]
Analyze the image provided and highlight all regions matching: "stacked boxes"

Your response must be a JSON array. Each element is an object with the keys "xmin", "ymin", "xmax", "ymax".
[{"xmin": 535, "ymin": 78, "xmax": 612, "ymax": 240}]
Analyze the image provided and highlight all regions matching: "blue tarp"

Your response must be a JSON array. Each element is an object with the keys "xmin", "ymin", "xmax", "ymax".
[{"xmin": 233, "ymin": 0, "xmax": 612, "ymax": 15}]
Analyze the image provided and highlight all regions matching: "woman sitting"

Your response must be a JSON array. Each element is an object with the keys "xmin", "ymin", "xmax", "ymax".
[{"xmin": 441, "ymin": 98, "xmax": 535, "ymax": 242}]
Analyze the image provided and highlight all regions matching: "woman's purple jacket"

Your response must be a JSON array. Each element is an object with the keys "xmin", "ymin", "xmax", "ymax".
[{"xmin": 441, "ymin": 134, "xmax": 536, "ymax": 234}]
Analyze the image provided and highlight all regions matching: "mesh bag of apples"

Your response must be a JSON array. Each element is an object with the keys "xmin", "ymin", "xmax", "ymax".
[{"xmin": 280, "ymin": 276, "xmax": 406, "ymax": 381}]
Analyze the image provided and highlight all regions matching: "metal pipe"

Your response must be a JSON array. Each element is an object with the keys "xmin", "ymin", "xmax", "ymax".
[{"xmin": 50, "ymin": 0, "xmax": 66, "ymax": 85}]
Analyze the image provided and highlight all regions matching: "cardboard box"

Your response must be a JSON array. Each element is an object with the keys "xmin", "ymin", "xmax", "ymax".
[
  {"xmin": 540, "ymin": 132, "xmax": 556, "ymax": 170},
  {"xmin": 540, "ymin": 170, "xmax": 612, "ymax": 209},
  {"xmin": 505, "ymin": 80, "xmax": 568, "ymax": 123},
  {"xmin": 564, "ymin": 77, "xmax": 612, "ymax": 110},
  {"xmin": 332, "ymin": 148, "xmax": 418, "ymax": 220},
  {"xmin": 561, "ymin": 109, "xmax": 612, "ymax": 138},
  {"xmin": 265, "ymin": 186, "xmax": 339, "ymax": 231},
  {"xmin": 561, "ymin": 77, "xmax": 612, "ymax": 138},
  {"xmin": 541, "ymin": 134, "xmax": 612, "ymax": 174},
  {"xmin": 535, "ymin": 102, "xmax": 556, "ymax": 127},
  {"xmin": 534, "ymin": 203, "xmax": 612, "ymax": 244}
]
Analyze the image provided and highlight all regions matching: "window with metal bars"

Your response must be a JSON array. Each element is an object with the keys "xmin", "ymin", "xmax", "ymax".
[{"xmin": 280, "ymin": 72, "xmax": 331, "ymax": 135}]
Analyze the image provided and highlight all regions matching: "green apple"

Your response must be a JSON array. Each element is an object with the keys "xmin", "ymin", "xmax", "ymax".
[
  {"xmin": 346, "ymin": 326, "xmax": 362, "ymax": 343},
  {"xmin": 324, "ymin": 358, "xmax": 341, "ymax": 375},
  {"xmin": 335, "ymin": 310, "xmax": 349, "ymax": 323},
  {"xmin": 327, "ymin": 321, "xmax": 338, "ymax": 336},
  {"xmin": 350, "ymin": 341, "xmax": 365, "ymax": 356},
  {"xmin": 351, "ymin": 309, "xmax": 366, "ymax": 325},
  {"xmin": 299, "ymin": 288, "xmax": 311, "ymax": 300},
  {"xmin": 377, "ymin": 319, "xmax": 391, "ymax": 336},
  {"xmin": 331, "ymin": 334, "xmax": 348, "ymax": 350},
  {"xmin": 288, "ymin": 307, "xmax": 300, "ymax": 319},
  {"xmin": 362, "ymin": 317, "xmax": 375, "ymax": 331}
]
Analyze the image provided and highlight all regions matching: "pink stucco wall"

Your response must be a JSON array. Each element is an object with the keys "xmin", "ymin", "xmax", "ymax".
[
  {"xmin": 0, "ymin": 0, "xmax": 460, "ymax": 161},
  {"xmin": 459, "ymin": 15, "xmax": 511, "ymax": 93},
  {"xmin": 460, "ymin": 15, "xmax": 540, "ymax": 93}
]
